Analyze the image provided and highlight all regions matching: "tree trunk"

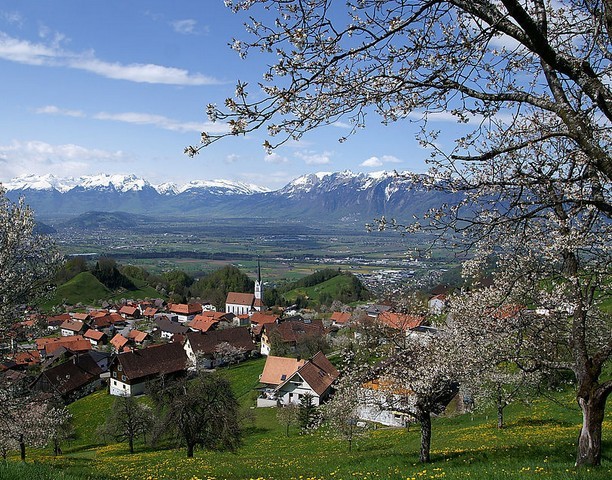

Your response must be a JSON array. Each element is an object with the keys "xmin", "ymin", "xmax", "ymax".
[
  {"xmin": 419, "ymin": 411, "xmax": 432, "ymax": 463},
  {"xmin": 19, "ymin": 434, "xmax": 25, "ymax": 462},
  {"xmin": 576, "ymin": 393, "xmax": 605, "ymax": 466},
  {"xmin": 497, "ymin": 393, "xmax": 505, "ymax": 430},
  {"xmin": 129, "ymin": 436, "xmax": 134, "ymax": 454},
  {"xmin": 187, "ymin": 442, "xmax": 194, "ymax": 458}
]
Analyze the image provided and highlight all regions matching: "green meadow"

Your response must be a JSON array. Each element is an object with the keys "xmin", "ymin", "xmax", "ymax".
[{"xmin": 1, "ymin": 357, "xmax": 610, "ymax": 480}]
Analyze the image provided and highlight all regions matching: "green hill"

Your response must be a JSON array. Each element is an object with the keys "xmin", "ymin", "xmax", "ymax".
[
  {"xmin": 43, "ymin": 271, "xmax": 163, "ymax": 309},
  {"xmin": 45, "ymin": 271, "xmax": 112, "ymax": 306},
  {"xmin": 283, "ymin": 271, "xmax": 370, "ymax": 305}
]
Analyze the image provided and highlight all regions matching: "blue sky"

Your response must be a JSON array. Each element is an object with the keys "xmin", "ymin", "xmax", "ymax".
[{"xmin": 0, "ymin": 1, "xmax": 447, "ymax": 189}]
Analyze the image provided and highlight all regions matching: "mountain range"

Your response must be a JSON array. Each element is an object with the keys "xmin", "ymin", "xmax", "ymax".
[{"xmin": 3, "ymin": 171, "xmax": 459, "ymax": 224}]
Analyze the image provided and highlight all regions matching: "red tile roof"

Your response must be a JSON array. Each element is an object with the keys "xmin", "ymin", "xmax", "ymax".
[
  {"xmin": 260, "ymin": 356, "xmax": 306, "ymax": 385},
  {"xmin": 127, "ymin": 330, "xmax": 148, "ymax": 343},
  {"xmin": 250, "ymin": 312, "xmax": 279, "ymax": 325},
  {"xmin": 84, "ymin": 330, "xmax": 106, "ymax": 342},
  {"xmin": 378, "ymin": 312, "xmax": 425, "ymax": 332},
  {"xmin": 168, "ymin": 303, "xmax": 202, "ymax": 315},
  {"xmin": 110, "ymin": 334, "xmax": 129, "ymax": 351},
  {"xmin": 60, "ymin": 319, "xmax": 85, "ymax": 333},
  {"xmin": 226, "ymin": 292, "xmax": 255, "ymax": 306},
  {"xmin": 330, "ymin": 312, "xmax": 351, "ymax": 324},
  {"xmin": 188, "ymin": 314, "xmax": 219, "ymax": 333}
]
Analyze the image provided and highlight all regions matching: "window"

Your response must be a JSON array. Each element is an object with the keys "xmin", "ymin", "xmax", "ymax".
[
  {"xmin": 118, "ymin": 365, "xmax": 122, "ymax": 371},
  {"xmin": 121, "ymin": 375, "xmax": 126, "ymax": 381},
  {"xmin": 112, "ymin": 372, "xmax": 117, "ymax": 378}
]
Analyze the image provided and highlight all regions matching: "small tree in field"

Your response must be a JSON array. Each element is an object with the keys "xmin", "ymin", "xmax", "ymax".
[
  {"xmin": 321, "ymin": 382, "xmax": 370, "ymax": 452},
  {"xmin": 276, "ymin": 403, "xmax": 300, "ymax": 437},
  {"xmin": 153, "ymin": 372, "xmax": 241, "ymax": 458},
  {"xmin": 98, "ymin": 396, "xmax": 153, "ymax": 454}
]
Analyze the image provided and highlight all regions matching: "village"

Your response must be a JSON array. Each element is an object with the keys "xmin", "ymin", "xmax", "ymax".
[{"xmin": 0, "ymin": 260, "xmax": 450, "ymax": 432}]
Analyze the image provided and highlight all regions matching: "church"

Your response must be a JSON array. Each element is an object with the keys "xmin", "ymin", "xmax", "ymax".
[{"xmin": 224, "ymin": 259, "xmax": 265, "ymax": 316}]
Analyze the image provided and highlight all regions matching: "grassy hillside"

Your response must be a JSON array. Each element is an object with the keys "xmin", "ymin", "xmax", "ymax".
[
  {"xmin": 5, "ymin": 357, "xmax": 610, "ymax": 480},
  {"xmin": 283, "ymin": 273, "xmax": 368, "ymax": 305},
  {"xmin": 42, "ymin": 272, "xmax": 164, "ymax": 309},
  {"xmin": 44, "ymin": 271, "xmax": 111, "ymax": 307}
]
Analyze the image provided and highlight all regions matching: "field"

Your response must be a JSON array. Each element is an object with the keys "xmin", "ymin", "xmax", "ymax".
[{"xmin": 2, "ymin": 358, "xmax": 610, "ymax": 480}]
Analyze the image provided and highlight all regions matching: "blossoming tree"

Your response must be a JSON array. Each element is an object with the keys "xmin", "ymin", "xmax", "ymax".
[{"xmin": 187, "ymin": 0, "xmax": 611, "ymax": 467}]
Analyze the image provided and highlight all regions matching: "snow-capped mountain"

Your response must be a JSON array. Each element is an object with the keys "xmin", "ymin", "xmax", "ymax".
[
  {"xmin": 2, "ymin": 171, "xmax": 458, "ymax": 222},
  {"xmin": 3, "ymin": 173, "xmax": 268, "ymax": 196}
]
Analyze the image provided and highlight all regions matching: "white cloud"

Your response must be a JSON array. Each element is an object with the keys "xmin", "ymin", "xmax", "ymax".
[
  {"xmin": 0, "ymin": 139, "xmax": 124, "ymax": 179},
  {"xmin": 35, "ymin": 105, "xmax": 84, "ymax": 117},
  {"xmin": 295, "ymin": 150, "xmax": 332, "ymax": 165},
  {"xmin": 225, "ymin": 154, "xmax": 239, "ymax": 163},
  {"xmin": 36, "ymin": 105, "xmax": 229, "ymax": 134},
  {"xmin": 0, "ymin": 31, "xmax": 220, "ymax": 85},
  {"xmin": 264, "ymin": 152, "xmax": 288, "ymax": 164},
  {"xmin": 171, "ymin": 19, "xmax": 198, "ymax": 35},
  {"xmin": 1, "ymin": 11, "xmax": 24, "ymax": 26},
  {"xmin": 361, "ymin": 155, "xmax": 403, "ymax": 168},
  {"xmin": 361, "ymin": 156, "xmax": 383, "ymax": 168}
]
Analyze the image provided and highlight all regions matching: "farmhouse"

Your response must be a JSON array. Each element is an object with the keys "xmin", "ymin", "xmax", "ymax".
[
  {"xmin": 167, "ymin": 303, "xmax": 202, "ymax": 323},
  {"xmin": 257, "ymin": 351, "xmax": 338, "ymax": 407},
  {"xmin": 60, "ymin": 319, "xmax": 87, "ymax": 337},
  {"xmin": 260, "ymin": 318, "xmax": 326, "ymax": 356},
  {"xmin": 109, "ymin": 342, "xmax": 188, "ymax": 397},
  {"xmin": 31, "ymin": 353, "xmax": 103, "ymax": 401},
  {"xmin": 183, "ymin": 327, "xmax": 256, "ymax": 369}
]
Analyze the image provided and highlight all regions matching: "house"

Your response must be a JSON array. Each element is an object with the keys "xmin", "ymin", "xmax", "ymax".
[
  {"xmin": 377, "ymin": 312, "xmax": 425, "ymax": 335},
  {"xmin": 7, "ymin": 350, "xmax": 41, "ymax": 369},
  {"xmin": 60, "ymin": 319, "xmax": 87, "ymax": 337},
  {"xmin": 260, "ymin": 318, "xmax": 326, "ymax": 356},
  {"xmin": 183, "ymin": 327, "xmax": 256, "ymax": 369},
  {"xmin": 110, "ymin": 333, "xmax": 129, "ymax": 353},
  {"xmin": 31, "ymin": 353, "xmax": 103, "ymax": 401},
  {"xmin": 257, "ymin": 352, "xmax": 339, "ymax": 407},
  {"xmin": 46, "ymin": 313, "xmax": 71, "ymax": 330},
  {"xmin": 330, "ymin": 312, "xmax": 351, "ymax": 328},
  {"xmin": 71, "ymin": 312, "xmax": 91, "ymax": 323},
  {"xmin": 428, "ymin": 294, "xmax": 447, "ymax": 315},
  {"xmin": 36, "ymin": 335, "xmax": 92, "ymax": 359},
  {"xmin": 127, "ymin": 329, "xmax": 148, "ymax": 345},
  {"xmin": 83, "ymin": 329, "xmax": 107, "ymax": 347},
  {"xmin": 167, "ymin": 303, "xmax": 202, "ymax": 323},
  {"xmin": 119, "ymin": 305, "xmax": 140, "ymax": 319},
  {"xmin": 187, "ymin": 313, "xmax": 220, "ymax": 333},
  {"xmin": 108, "ymin": 342, "xmax": 188, "ymax": 396},
  {"xmin": 357, "ymin": 378, "xmax": 413, "ymax": 427},
  {"xmin": 365, "ymin": 304, "xmax": 393, "ymax": 318},
  {"xmin": 154, "ymin": 317, "xmax": 189, "ymax": 340},
  {"xmin": 141, "ymin": 306, "xmax": 158, "ymax": 319}
]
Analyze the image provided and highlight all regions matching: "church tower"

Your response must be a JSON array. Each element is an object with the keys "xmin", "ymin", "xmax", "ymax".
[{"xmin": 254, "ymin": 258, "xmax": 263, "ymax": 303}]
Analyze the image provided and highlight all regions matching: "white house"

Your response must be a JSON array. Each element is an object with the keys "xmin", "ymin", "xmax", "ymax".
[
  {"xmin": 109, "ymin": 343, "xmax": 188, "ymax": 397},
  {"xmin": 257, "ymin": 352, "xmax": 338, "ymax": 407}
]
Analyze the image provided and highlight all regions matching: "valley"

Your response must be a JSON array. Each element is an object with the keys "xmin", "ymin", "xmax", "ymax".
[{"xmin": 51, "ymin": 216, "xmax": 462, "ymax": 295}]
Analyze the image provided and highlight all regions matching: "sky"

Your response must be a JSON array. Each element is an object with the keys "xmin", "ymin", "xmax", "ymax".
[{"xmin": 0, "ymin": 1, "xmax": 453, "ymax": 190}]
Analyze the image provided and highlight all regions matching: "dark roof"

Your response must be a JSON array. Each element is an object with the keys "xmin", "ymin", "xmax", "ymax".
[
  {"xmin": 186, "ymin": 327, "xmax": 255, "ymax": 356},
  {"xmin": 115, "ymin": 342, "xmax": 188, "ymax": 382},
  {"xmin": 293, "ymin": 351, "xmax": 339, "ymax": 396},
  {"xmin": 264, "ymin": 319, "xmax": 325, "ymax": 344},
  {"xmin": 155, "ymin": 318, "xmax": 189, "ymax": 335},
  {"xmin": 32, "ymin": 354, "xmax": 103, "ymax": 396}
]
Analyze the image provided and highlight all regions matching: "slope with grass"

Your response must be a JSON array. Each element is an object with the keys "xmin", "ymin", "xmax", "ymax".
[
  {"xmin": 3, "ymin": 358, "xmax": 611, "ymax": 480},
  {"xmin": 42, "ymin": 272, "xmax": 163, "ymax": 309},
  {"xmin": 283, "ymin": 272, "xmax": 369, "ymax": 306}
]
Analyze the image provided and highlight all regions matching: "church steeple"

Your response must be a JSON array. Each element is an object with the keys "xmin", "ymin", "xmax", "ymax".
[{"xmin": 254, "ymin": 258, "xmax": 263, "ymax": 302}]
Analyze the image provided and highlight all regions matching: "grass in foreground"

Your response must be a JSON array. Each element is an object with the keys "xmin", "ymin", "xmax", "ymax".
[{"xmin": 3, "ymin": 360, "xmax": 611, "ymax": 480}]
